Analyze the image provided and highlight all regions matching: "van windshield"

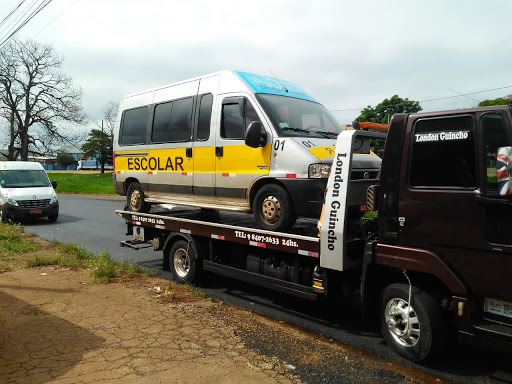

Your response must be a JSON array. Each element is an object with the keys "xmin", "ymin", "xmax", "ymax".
[
  {"xmin": 256, "ymin": 94, "xmax": 343, "ymax": 138},
  {"xmin": 0, "ymin": 170, "xmax": 51, "ymax": 188}
]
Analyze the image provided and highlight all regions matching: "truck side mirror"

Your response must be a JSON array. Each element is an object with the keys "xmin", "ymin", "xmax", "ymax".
[
  {"xmin": 244, "ymin": 121, "xmax": 267, "ymax": 148},
  {"xmin": 497, "ymin": 146, "xmax": 512, "ymax": 196}
]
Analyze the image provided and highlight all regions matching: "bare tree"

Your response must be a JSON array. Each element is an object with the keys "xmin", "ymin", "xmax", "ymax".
[{"xmin": 0, "ymin": 39, "xmax": 85, "ymax": 160}]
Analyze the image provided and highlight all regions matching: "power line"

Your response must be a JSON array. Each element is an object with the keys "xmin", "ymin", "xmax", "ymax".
[
  {"xmin": 331, "ymin": 85, "xmax": 512, "ymax": 113},
  {"xmin": 0, "ymin": 0, "xmax": 53, "ymax": 50},
  {"xmin": 33, "ymin": 0, "xmax": 80, "ymax": 38},
  {"xmin": 0, "ymin": 0, "xmax": 27, "ymax": 29},
  {"xmin": 0, "ymin": 0, "xmax": 39, "ymax": 44}
]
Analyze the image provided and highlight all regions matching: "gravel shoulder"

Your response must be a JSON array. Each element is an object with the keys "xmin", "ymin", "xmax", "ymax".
[{"xmin": 0, "ymin": 232, "xmax": 450, "ymax": 383}]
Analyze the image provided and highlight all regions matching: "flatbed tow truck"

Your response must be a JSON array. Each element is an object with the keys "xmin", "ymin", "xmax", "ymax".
[{"xmin": 116, "ymin": 102, "xmax": 512, "ymax": 363}]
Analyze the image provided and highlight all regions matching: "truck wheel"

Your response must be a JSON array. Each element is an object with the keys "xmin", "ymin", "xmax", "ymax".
[
  {"xmin": 253, "ymin": 184, "xmax": 296, "ymax": 231},
  {"xmin": 380, "ymin": 283, "xmax": 445, "ymax": 362},
  {"xmin": 167, "ymin": 239, "xmax": 202, "ymax": 284},
  {"xmin": 127, "ymin": 182, "xmax": 151, "ymax": 213}
]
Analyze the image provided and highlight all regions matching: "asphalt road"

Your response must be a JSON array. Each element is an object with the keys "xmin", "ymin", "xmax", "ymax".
[{"xmin": 22, "ymin": 193, "xmax": 512, "ymax": 384}]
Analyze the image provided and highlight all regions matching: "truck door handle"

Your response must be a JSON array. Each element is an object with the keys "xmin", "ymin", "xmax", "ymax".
[
  {"xmin": 215, "ymin": 146, "xmax": 223, "ymax": 157},
  {"xmin": 186, "ymin": 148, "xmax": 192, "ymax": 158}
]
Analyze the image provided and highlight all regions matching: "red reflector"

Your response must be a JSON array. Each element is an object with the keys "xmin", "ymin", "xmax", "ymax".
[
  {"xmin": 257, "ymin": 242, "xmax": 267, "ymax": 248},
  {"xmin": 222, "ymin": 173, "xmax": 229, "ymax": 177},
  {"xmin": 182, "ymin": 172, "xmax": 187, "ymax": 176},
  {"xmin": 359, "ymin": 204, "xmax": 370, "ymax": 212},
  {"xmin": 286, "ymin": 173, "xmax": 297, "ymax": 178}
]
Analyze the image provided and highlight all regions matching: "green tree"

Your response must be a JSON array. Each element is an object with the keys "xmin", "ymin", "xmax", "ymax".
[
  {"xmin": 0, "ymin": 39, "xmax": 85, "ymax": 161},
  {"xmin": 82, "ymin": 128, "xmax": 112, "ymax": 174},
  {"xmin": 355, "ymin": 95, "xmax": 422, "ymax": 124},
  {"xmin": 81, "ymin": 103, "xmax": 117, "ymax": 174},
  {"xmin": 478, "ymin": 97, "xmax": 508, "ymax": 107},
  {"xmin": 56, "ymin": 154, "xmax": 76, "ymax": 170}
]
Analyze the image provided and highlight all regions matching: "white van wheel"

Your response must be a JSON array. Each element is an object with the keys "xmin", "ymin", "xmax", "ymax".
[
  {"xmin": 253, "ymin": 184, "xmax": 296, "ymax": 231},
  {"xmin": 127, "ymin": 182, "xmax": 151, "ymax": 213}
]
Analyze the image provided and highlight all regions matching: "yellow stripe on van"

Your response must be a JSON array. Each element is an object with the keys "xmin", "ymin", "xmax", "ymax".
[
  {"xmin": 115, "ymin": 148, "xmax": 193, "ymax": 173},
  {"xmin": 216, "ymin": 143, "xmax": 271, "ymax": 174},
  {"xmin": 115, "ymin": 144, "xmax": 271, "ymax": 174},
  {"xmin": 308, "ymin": 146, "xmax": 335, "ymax": 160}
]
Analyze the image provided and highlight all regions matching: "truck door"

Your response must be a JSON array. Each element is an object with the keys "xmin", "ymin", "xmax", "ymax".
[
  {"xmin": 215, "ymin": 96, "xmax": 271, "ymax": 206},
  {"xmin": 399, "ymin": 112, "xmax": 512, "ymax": 303}
]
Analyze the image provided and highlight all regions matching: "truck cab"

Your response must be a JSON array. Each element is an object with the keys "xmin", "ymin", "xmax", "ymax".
[{"xmin": 371, "ymin": 101, "xmax": 512, "ymax": 361}]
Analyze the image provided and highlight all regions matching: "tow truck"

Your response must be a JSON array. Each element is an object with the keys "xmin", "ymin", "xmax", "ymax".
[{"xmin": 116, "ymin": 100, "xmax": 512, "ymax": 362}]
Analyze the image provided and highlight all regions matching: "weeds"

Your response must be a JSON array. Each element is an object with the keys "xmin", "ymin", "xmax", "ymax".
[
  {"xmin": 0, "ymin": 222, "xmax": 153, "ymax": 282},
  {"xmin": 0, "ymin": 223, "xmax": 35, "ymax": 253}
]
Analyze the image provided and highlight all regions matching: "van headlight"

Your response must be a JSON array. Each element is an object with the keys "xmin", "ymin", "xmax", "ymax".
[
  {"xmin": 309, "ymin": 164, "xmax": 331, "ymax": 178},
  {"xmin": 6, "ymin": 195, "xmax": 18, "ymax": 206},
  {"xmin": 50, "ymin": 194, "xmax": 58, "ymax": 204}
]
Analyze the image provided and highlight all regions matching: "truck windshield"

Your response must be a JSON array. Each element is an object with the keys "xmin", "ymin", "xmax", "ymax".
[
  {"xmin": 0, "ymin": 170, "xmax": 51, "ymax": 188},
  {"xmin": 256, "ymin": 94, "xmax": 343, "ymax": 138}
]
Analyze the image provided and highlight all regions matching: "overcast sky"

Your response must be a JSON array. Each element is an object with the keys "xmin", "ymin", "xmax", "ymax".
[{"xmin": 1, "ymin": 0, "xmax": 511, "ymax": 129}]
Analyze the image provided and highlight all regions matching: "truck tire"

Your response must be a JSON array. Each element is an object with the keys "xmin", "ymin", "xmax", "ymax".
[
  {"xmin": 253, "ymin": 184, "xmax": 296, "ymax": 231},
  {"xmin": 380, "ymin": 283, "xmax": 445, "ymax": 362},
  {"xmin": 167, "ymin": 239, "xmax": 202, "ymax": 284},
  {"xmin": 126, "ymin": 182, "xmax": 151, "ymax": 213}
]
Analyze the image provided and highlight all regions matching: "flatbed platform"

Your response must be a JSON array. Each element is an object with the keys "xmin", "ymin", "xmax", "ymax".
[{"xmin": 115, "ymin": 206, "xmax": 320, "ymax": 258}]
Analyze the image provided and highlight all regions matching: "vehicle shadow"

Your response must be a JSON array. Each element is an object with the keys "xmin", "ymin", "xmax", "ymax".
[{"xmin": 0, "ymin": 290, "xmax": 105, "ymax": 382}]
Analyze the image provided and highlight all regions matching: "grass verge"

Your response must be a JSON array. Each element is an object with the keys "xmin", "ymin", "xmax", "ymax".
[
  {"xmin": 47, "ymin": 172, "xmax": 116, "ymax": 194},
  {"xmin": 0, "ymin": 222, "xmax": 153, "ymax": 282}
]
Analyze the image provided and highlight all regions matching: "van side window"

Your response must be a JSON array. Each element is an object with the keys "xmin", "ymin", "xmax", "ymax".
[
  {"xmin": 120, "ymin": 107, "xmax": 149, "ymax": 145},
  {"xmin": 221, "ymin": 97, "xmax": 260, "ymax": 140},
  {"xmin": 481, "ymin": 113, "xmax": 512, "ymax": 193},
  {"xmin": 152, "ymin": 102, "xmax": 172, "ymax": 142},
  {"xmin": 152, "ymin": 97, "xmax": 193, "ymax": 143},
  {"xmin": 197, "ymin": 94, "xmax": 213, "ymax": 141},
  {"xmin": 222, "ymin": 99, "xmax": 244, "ymax": 139},
  {"xmin": 409, "ymin": 115, "xmax": 476, "ymax": 189}
]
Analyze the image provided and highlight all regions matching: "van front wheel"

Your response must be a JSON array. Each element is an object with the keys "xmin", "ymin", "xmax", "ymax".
[
  {"xmin": 127, "ymin": 182, "xmax": 151, "ymax": 213},
  {"xmin": 253, "ymin": 184, "xmax": 296, "ymax": 231}
]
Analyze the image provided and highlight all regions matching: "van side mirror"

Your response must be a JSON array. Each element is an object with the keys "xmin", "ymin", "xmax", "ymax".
[
  {"xmin": 497, "ymin": 146, "xmax": 512, "ymax": 196},
  {"xmin": 244, "ymin": 121, "xmax": 267, "ymax": 148},
  {"xmin": 52, "ymin": 180, "xmax": 58, "ymax": 189}
]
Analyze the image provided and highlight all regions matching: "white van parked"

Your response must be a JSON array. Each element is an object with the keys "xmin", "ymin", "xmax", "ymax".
[
  {"xmin": 113, "ymin": 70, "xmax": 380, "ymax": 231},
  {"xmin": 0, "ymin": 161, "xmax": 59, "ymax": 222}
]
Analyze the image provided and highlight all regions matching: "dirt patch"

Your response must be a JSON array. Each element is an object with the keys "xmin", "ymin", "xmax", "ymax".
[{"xmin": 0, "ymin": 233, "xmax": 449, "ymax": 383}]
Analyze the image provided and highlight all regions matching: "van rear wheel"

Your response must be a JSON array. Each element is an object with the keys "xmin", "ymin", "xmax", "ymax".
[
  {"xmin": 253, "ymin": 184, "xmax": 296, "ymax": 231},
  {"xmin": 127, "ymin": 182, "xmax": 151, "ymax": 213}
]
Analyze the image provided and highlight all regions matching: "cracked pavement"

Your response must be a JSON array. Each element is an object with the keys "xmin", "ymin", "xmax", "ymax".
[{"xmin": 0, "ymin": 268, "xmax": 301, "ymax": 383}]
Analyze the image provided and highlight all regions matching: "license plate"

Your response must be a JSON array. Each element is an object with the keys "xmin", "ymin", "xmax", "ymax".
[
  {"xmin": 484, "ymin": 298, "xmax": 512, "ymax": 319},
  {"xmin": 29, "ymin": 209, "xmax": 42, "ymax": 214}
]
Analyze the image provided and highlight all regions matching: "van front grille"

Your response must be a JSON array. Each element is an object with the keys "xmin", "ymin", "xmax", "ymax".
[{"xmin": 18, "ymin": 199, "xmax": 50, "ymax": 209}]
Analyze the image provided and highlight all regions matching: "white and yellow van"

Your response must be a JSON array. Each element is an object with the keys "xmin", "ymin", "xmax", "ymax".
[{"xmin": 113, "ymin": 70, "xmax": 380, "ymax": 231}]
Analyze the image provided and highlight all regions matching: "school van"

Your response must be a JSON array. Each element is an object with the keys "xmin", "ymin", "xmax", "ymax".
[
  {"xmin": 0, "ymin": 161, "xmax": 59, "ymax": 222},
  {"xmin": 112, "ymin": 70, "xmax": 380, "ymax": 230}
]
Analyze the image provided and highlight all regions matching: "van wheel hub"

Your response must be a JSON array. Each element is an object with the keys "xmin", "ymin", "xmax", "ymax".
[
  {"xmin": 261, "ymin": 195, "xmax": 281, "ymax": 223},
  {"xmin": 130, "ymin": 190, "xmax": 141, "ymax": 210}
]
